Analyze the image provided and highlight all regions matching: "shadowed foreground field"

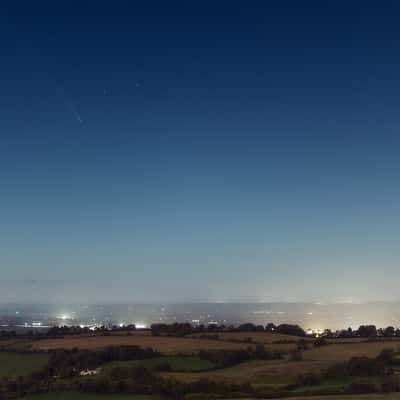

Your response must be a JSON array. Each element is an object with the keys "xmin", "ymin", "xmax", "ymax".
[
  {"xmin": 269, "ymin": 394, "xmax": 400, "ymax": 400},
  {"xmin": 22, "ymin": 392, "xmax": 400, "ymax": 400},
  {"xmin": 23, "ymin": 393, "xmax": 400, "ymax": 400},
  {"xmin": 25, "ymin": 393, "xmax": 159, "ymax": 400}
]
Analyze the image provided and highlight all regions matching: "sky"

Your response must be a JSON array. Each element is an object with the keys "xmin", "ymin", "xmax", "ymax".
[{"xmin": 1, "ymin": 1, "xmax": 400, "ymax": 304}]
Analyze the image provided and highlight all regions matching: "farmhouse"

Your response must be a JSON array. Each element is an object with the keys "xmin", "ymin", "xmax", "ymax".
[{"xmin": 79, "ymin": 369, "xmax": 98, "ymax": 376}]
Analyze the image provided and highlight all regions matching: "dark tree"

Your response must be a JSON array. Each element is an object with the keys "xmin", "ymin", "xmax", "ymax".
[
  {"xmin": 276, "ymin": 324, "xmax": 306, "ymax": 337},
  {"xmin": 357, "ymin": 325, "xmax": 377, "ymax": 338}
]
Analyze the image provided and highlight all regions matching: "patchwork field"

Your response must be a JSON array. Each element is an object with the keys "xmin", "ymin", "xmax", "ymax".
[
  {"xmin": 30, "ymin": 335, "xmax": 256, "ymax": 353},
  {"xmin": 4, "ymin": 333, "xmax": 400, "ymax": 400},
  {"xmin": 155, "ymin": 339, "xmax": 400, "ymax": 386},
  {"xmin": 0, "ymin": 352, "xmax": 49, "ymax": 377}
]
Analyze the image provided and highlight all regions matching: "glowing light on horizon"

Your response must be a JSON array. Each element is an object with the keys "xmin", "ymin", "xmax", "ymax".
[{"xmin": 57, "ymin": 314, "xmax": 71, "ymax": 321}]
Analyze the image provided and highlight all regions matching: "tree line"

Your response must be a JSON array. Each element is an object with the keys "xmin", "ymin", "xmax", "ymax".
[
  {"xmin": 2, "ymin": 322, "xmax": 400, "ymax": 340},
  {"xmin": 150, "ymin": 322, "xmax": 307, "ymax": 337}
]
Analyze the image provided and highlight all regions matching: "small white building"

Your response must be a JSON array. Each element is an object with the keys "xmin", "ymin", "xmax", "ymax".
[{"xmin": 80, "ymin": 369, "xmax": 98, "ymax": 376}]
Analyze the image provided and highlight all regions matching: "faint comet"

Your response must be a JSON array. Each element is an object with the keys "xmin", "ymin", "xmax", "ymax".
[
  {"xmin": 67, "ymin": 101, "xmax": 84, "ymax": 124},
  {"xmin": 52, "ymin": 77, "xmax": 84, "ymax": 124}
]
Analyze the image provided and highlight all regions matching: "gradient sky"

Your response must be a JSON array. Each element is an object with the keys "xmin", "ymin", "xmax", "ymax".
[{"xmin": 1, "ymin": 1, "xmax": 400, "ymax": 303}]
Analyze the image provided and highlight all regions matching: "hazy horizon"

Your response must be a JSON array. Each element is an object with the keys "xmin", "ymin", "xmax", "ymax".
[
  {"xmin": 1, "ymin": 279, "xmax": 400, "ymax": 305},
  {"xmin": 3, "ymin": 301, "xmax": 400, "ymax": 331}
]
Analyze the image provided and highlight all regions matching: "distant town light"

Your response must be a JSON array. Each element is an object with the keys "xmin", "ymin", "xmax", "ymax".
[{"xmin": 307, "ymin": 328, "xmax": 324, "ymax": 335}]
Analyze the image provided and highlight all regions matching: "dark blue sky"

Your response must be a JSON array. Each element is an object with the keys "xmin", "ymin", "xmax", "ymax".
[{"xmin": 1, "ymin": 1, "xmax": 400, "ymax": 303}]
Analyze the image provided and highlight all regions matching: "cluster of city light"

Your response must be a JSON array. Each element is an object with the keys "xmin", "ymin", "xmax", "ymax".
[
  {"xmin": 306, "ymin": 328, "xmax": 324, "ymax": 336},
  {"xmin": 118, "ymin": 322, "xmax": 147, "ymax": 329},
  {"xmin": 79, "ymin": 324, "xmax": 97, "ymax": 331},
  {"xmin": 20, "ymin": 321, "xmax": 49, "ymax": 328}
]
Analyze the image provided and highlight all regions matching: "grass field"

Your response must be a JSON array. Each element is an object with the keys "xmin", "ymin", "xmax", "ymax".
[
  {"xmin": 25, "ymin": 393, "xmax": 159, "ymax": 400},
  {"xmin": 304, "ymin": 341, "xmax": 400, "ymax": 361},
  {"xmin": 30, "ymin": 335, "xmax": 256, "ymax": 353},
  {"xmin": 0, "ymin": 352, "xmax": 49, "ymax": 377},
  {"xmin": 162, "ymin": 359, "xmax": 330, "ymax": 384},
  {"xmin": 105, "ymin": 355, "xmax": 216, "ymax": 372}
]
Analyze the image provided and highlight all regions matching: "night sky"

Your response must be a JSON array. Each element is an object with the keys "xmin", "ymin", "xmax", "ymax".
[{"xmin": 1, "ymin": 1, "xmax": 400, "ymax": 303}]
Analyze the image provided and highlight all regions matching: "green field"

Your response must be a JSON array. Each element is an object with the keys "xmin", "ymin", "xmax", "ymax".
[
  {"xmin": 25, "ymin": 393, "xmax": 159, "ymax": 400},
  {"xmin": 162, "ymin": 359, "xmax": 328, "ymax": 385},
  {"xmin": 105, "ymin": 355, "xmax": 215, "ymax": 372},
  {"xmin": 0, "ymin": 352, "xmax": 49, "ymax": 377}
]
